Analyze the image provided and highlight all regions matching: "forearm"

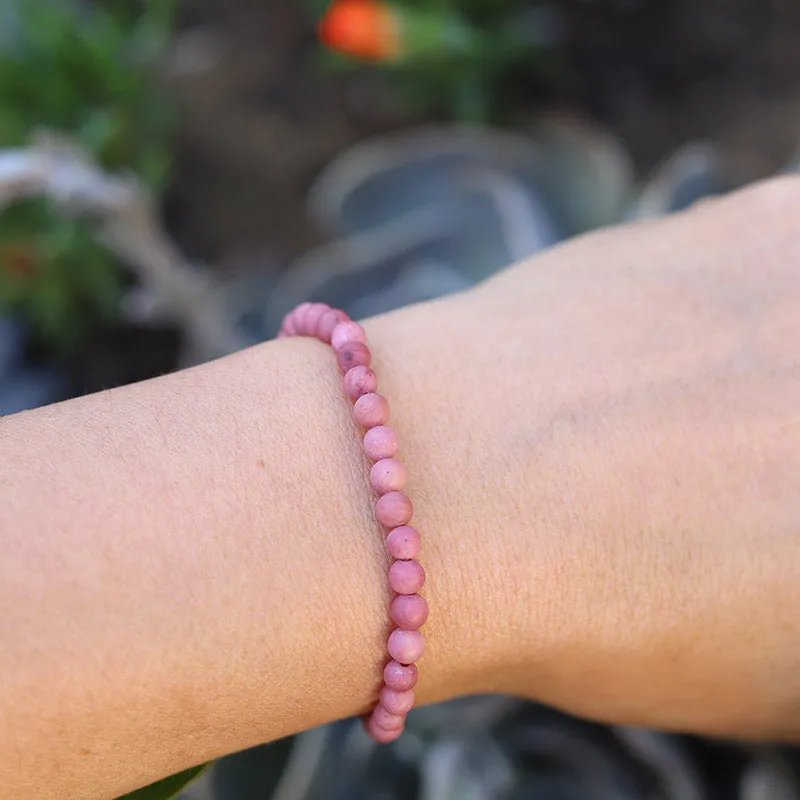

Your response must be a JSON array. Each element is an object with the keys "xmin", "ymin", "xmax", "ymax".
[
  {"xmin": 2, "ymin": 339, "xmax": 380, "ymax": 796},
  {"xmin": 0, "ymin": 297, "xmax": 552, "ymax": 799},
  {"xmin": 4, "ymin": 181, "xmax": 800, "ymax": 797}
]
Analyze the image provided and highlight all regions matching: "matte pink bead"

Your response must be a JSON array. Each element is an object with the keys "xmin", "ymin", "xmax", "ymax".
[
  {"xmin": 391, "ymin": 594, "xmax": 429, "ymax": 630},
  {"xmin": 385, "ymin": 526, "xmax": 421, "ymax": 560},
  {"xmin": 389, "ymin": 559, "xmax": 425, "ymax": 594},
  {"xmin": 283, "ymin": 301, "xmax": 427, "ymax": 744},
  {"xmin": 383, "ymin": 660, "xmax": 418, "ymax": 691},
  {"xmin": 363, "ymin": 426, "xmax": 398, "ymax": 460},
  {"xmin": 376, "ymin": 491, "xmax": 413, "ymax": 528},
  {"xmin": 285, "ymin": 303, "xmax": 311, "ymax": 333},
  {"xmin": 379, "ymin": 686, "xmax": 416, "ymax": 715},
  {"xmin": 343, "ymin": 366, "xmax": 378, "ymax": 400},
  {"xmin": 370, "ymin": 458, "xmax": 407, "ymax": 494},
  {"xmin": 365, "ymin": 715, "xmax": 404, "ymax": 743},
  {"xmin": 331, "ymin": 321, "xmax": 367, "ymax": 351},
  {"xmin": 337, "ymin": 341, "xmax": 371, "ymax": 372},
  {"xmin": 299, "ymin": 303, "xmax": 329, "ymax": 336},
  {"xmin": 280, "ymin": 315, "xmax": 298, "ymax": 336},
  {"xmin": 353, "ymin": 393, "xmax": 390, "ymax": 428},
  {"xmin": 387, "ymin": 628, "xmax": 425, "ymax": 665},
  {"xmin": 289, "ymin": 302, "xmax": 312, "ymax": 322},
  {"xmin": 317, "ymin": 309, "xmax": 348, "ymax": 343}
]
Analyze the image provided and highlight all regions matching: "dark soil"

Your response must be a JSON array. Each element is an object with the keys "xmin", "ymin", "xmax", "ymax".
[
  {"xmin": 71, "ymin": 324, "xmax": 182, "ymax": 395},
  {"xmin": 567, "ymin": 0, "xmax": 800, "ymax": 179},
  {"xmin": 166, "ymin": 0, "xmax": 422, "ymax": 270}
]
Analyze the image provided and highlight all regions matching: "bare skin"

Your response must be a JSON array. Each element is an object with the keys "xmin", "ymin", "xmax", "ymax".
[{"xmin": 1, "ymin": 176, "xmax": 799, "ymax": 798}]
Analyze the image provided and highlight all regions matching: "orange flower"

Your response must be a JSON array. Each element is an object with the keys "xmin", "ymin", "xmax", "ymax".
[
  {"xmin": 319, "ymin": 0, "xmax": 402, "ymax": 61},
  {"xmin": 0, "ymin": 243, "xmax": 38, "ymax": 279}
]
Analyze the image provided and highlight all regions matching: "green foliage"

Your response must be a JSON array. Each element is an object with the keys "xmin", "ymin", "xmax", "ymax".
[
  {"xmin": 0, "ymin": 200, "xmax": 123, "ymax": 352},
  {"xmin": 0, "ymin": 0, "xmax": 177, "ymax": 354},
  {"xmin": 116, "ymin": 764, "xmax": 208, "ymax": 800}
]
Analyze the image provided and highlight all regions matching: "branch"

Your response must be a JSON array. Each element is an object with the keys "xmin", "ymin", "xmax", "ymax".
[{"xmin": 0, "ymin": 132, "xmax": 246, "ymax": 362}]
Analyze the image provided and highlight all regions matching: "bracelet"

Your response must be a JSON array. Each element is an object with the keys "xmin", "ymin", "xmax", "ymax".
[{"xmin": 278, "ymin": 303, "xmax": 427, "ymax": 743}]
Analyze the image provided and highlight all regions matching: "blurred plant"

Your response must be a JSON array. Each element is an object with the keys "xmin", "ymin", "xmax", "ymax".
[
  {"xmin": 0, "ymin": 136, "xmax": 245, "ymax": 368},
  {"xmin": 314, "ymin": 0, "xmax": 564, "ymax": 122},
  {"xmin": 0, "ymin": 0, "xmax": 177, "ymax": 354},
  {"xmin": 118, "ymin": 764, "xmax": 208, "ymax": 800}
]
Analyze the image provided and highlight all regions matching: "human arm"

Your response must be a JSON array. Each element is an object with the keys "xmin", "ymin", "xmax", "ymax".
[{"xmin": 2, "ymin": 176, "xmax": 800, "ymax": 798}]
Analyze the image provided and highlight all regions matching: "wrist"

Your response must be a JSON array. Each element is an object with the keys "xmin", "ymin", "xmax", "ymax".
[
  {"xmin": 234, "ymin": 331, "xmax": 492, "ymax": 718},
  {"xmin": 362, "ymin": 298, "xmax": 567, "ymax": 703}
]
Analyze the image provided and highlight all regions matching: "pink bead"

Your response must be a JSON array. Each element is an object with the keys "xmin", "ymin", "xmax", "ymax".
[
  {"xmin": 343, "ymin": 366, "xmax": 378, "ymax": 401},
  {"xmin": 280, "ymin": 316, "xmax": 297, "ymax": 336},
  {"xmin": 353, "ymin": 393, "xmax": 390, "ymax": 428},
  {"xmin": 379, "ymin": 686, "xmax": 416, "ymax": 715},
  {"xmin": 370, "ymin": 458, "xmax": 407, "ymax": 494},
  {"xmin": 385, "ymin": 526, "xmax": 421, "ymax": 560},
  {"xmin": 290, "ymin": 302, "xmax": 312, "ymax": 321},
  {"xmin": 387, "ymin": 628, "xmax": 425, "ymax": 665},
  {"xmin": 364, "ymin": 715, "xmax": 404, "ymax": 743},
  {"xmin": 317, "ymin": 309, "xmax": 348, "ymax": 343},
  {"xmin": 299, "ymin": 303, "xmax": 330, "ymax": 336},
  {"xmin": 363, "ymin": 426, "xmax": 398, "ymax": 460},
  {"xmin": 331, "ymin": 321, "xmax": 367, "ymax": 351},
  {"xmin": 391, "ymin": 594, "xmax": 429, "ymax": 630},
  {"xmin": 286, "ymin": 303, "xmax": 311, "ymax": 334},
  {"xmin": 389, "ymin": 559, "xmax": 425, "ymax": 594},
  {"xmin": 371, "ymin": 703, "xmax": 406, "ymax": 729},
  {"xmin": 376, "ymin": 491, "xmax": 413, "ymax": 528},
  {"xmin": 281, "ymin": 301, "xmax": 430, "ymax": 746},
  {"xmin": 337, "ymin": 341, "xmax": 371, "ymax": 372},
  {"xmin": 384, "ymin": 660, "xmax": 418, "ymax": 691}
]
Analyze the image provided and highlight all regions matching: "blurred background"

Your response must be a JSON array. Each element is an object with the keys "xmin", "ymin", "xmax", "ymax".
[{"xmin": 2, "ymin": 1, "xmax": 800, "ymax": 798}]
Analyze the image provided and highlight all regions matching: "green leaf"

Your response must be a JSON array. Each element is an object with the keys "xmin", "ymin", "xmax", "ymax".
[
  {"xmin": 127, "ymin": 0, "xmax": 179, "ymax": 66},
  {"xmin": 78, "ymin": 108, "xmax": 127, "ymax": 159},
  {"xmin": 305, "ymin": 0, "xmax": 332, "ymax": 18},
  {"xmin": 116, "ymin": 764, "xmax": 209, "ymax": 800},
  {"xmin": 137, "ymin": 146, "xmax": 173, "ymax": 192},
  {"xmin": 452, "ymin": 72, "xmax": 489, "ymax": 122},
  {"xmin": 0, "ymin": 107, "xmax": 26, "ymax": 147}
]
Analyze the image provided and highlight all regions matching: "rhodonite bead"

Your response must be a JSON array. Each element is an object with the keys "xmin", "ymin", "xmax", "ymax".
[
  {"xmin": 387, "ymin": 628, "xmax": 425, "ymax": 664},
  {"xmin": 354, "ymin": 393, "xmax": 390, "ymax": 428},
  {"xmin": 317, "ymin": 308, "xmax": 349, "ymax": 343},
  {"xmin": 298, "ymin": 303, "xmax": 329, "ymax": 335},
  {"xmin": 389, "ymin": 559, "xmax": 425, "ymax": 594},
  {"xmin": 343, "ymin": 366, "xmax": 378, "ymax": 400},
  {"xmin": 379, "ymin": 686, "xmax": 416, "ymax": 715},
  {"xmin": 279, "ymin": 315, "xmax": 298, "ymax": 337},
  {"xmin": 391, "ymin": 594, "xmax": 429, "ymax": 630},
  {"xmin": 337, "ymin": 341, "xmax": 371, "ymax": 372},
  {"xmin": 365, "ymin": 715, "xmax": 404, "ymax": 743},
  {"xmin": 331, "ymin": 321, "xmax": 367, "ymax": 351},
  {"xmin": 371, "ymin": 704, "xmax": 406, "ymax": 730},
  {"xmin": 383, "ymin": 660, "xmax": 418, "ymax": 691},
  {"xmin": 385, "ymin": 525, "xmax": 420, "ymax": 560},
  {"xmin": 370, "ymin": 458, "xmax": 407, "ymax": 494},
  {"xmin": 363, "ymin": 426, "xmax": 398, "ymax": 460},
  {"xmin": 375, "ymin": 491, "xmax": 413, "ymax": 527}
]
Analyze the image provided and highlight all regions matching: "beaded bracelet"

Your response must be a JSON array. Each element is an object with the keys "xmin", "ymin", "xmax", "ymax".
[{"xmin": 278, "ymin": 302, "xmax": 427, "ymax": 743}]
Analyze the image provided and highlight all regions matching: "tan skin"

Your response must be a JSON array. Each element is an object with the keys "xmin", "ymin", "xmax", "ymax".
[{"xmin": 1, "ymin": 176, "xmax": 799, "ymax": 798}]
